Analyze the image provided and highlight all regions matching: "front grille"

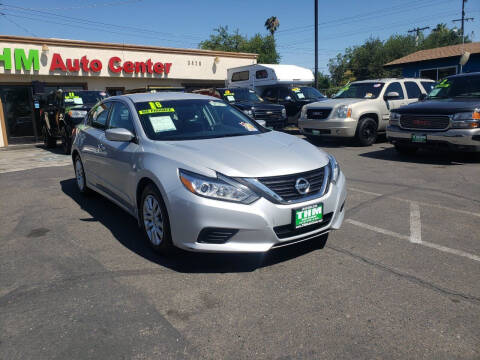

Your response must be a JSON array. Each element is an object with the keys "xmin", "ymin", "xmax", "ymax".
[
  {"xmin": 274, "ymin": 212, "xmax": 333, "ymax": 239},
  {"xmin": 197, "ymin": 228, "xmax": 238, "ymax": 244},
  {"xmin": 400, "ymin": 114, "xmax": 450, "ymax": 130},
  {"xmin": 257, "ymin": 167, "xmax": 328, "ymax": 202},
  {"xmin": 254, "ymin": 109, "xmax": 283, "ymax": 120},
  {"xmin": 307, "ymin": 108, "xmax": 332, "ymax": 120}
]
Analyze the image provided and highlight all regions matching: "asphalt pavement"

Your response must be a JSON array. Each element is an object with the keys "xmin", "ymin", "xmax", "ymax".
[{"xmin": 0, "ymin": 139, "xmax": 479, "ymax": 359}]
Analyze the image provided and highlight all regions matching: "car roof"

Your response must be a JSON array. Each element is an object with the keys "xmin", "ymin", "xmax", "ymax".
[
  {"xmin": 109, "ymin": 92, "xmax": 219, "ymax": 103},
  {"xmin": 447, "ymin": 71, "xmax": 480, "ymax": 79},
  {"xmin": 352, "ymin": 78, "xmax": 434, "ymax": 84}
]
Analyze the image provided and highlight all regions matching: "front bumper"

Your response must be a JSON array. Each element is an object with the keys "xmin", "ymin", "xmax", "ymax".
[
  {"xmin": 166, "ymin": 171, "xmax": 346, "ymax": 253},
  {"xmin": 387, "ymin": 125, "xmax": 480, "ymax": 152},
  {"xmin": 298, "ymin": 117, "xmax": 357, "ymax": 137}
]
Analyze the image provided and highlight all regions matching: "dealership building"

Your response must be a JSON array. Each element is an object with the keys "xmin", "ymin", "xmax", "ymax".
[{"xmin": 0, "ymin": 35, "xmax": 257, "ymax": 147}]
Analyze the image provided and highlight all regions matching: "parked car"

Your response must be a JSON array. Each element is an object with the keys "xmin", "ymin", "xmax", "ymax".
[
  {"xmin": 71, "ymin": 92, "xmax": 346, "ymax": 254},
  {"xmin": 261, "ymin": 85, "xmax": 327, "ymax": 124},
  {"xmin": 124, "ymin": 86, "xmax": 185, "ymax": 94},
  {"xmin": 192, "ymin": 87, "xmax": 287, "ymax": 130},
  {"xmin": 298, "ymin": 78, "xmax": 435, "ymax": 146},
  {"xmin": 387, "ymin": 72, "xmax": 480, "ymax": 154},
  {"xmin": 42, "ymin": 90, "xmax": 107, "ymax": 154}
]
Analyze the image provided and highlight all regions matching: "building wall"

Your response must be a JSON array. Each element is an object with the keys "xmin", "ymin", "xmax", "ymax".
[{"xmin": 401, "ymin": 55, "xmax": 480, "ymax": 78}]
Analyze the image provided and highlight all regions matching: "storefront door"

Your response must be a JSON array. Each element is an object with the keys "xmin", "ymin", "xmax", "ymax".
[{"xmin": 0, "ymin": 86, "xmax": 37, "ymax": 144}]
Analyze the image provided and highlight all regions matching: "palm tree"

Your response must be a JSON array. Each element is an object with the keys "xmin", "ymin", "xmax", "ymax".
[{"xmin": 265, "ymin": 16, "xmax": 280, "ymax": 36}]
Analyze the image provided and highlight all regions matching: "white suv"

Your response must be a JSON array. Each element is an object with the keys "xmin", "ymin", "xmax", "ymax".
[{"xmin": 298, "ymin": 78, "xmax": 435, "ymax": 146}]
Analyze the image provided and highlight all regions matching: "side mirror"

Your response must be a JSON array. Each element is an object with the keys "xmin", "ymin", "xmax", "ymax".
[
  {"xmin": 284, "ymin": 96, "xmax": 293, "ymax": 102},
  {"xmin": 384, "ymin": 91, "xmax": 400, "ymax": 100},
  {"xmin": 105, "ymin": 128, "xmax": 135, "ymax": 142},
  {"xmin": 418, "ymin": 93, "xmax": 427, "ymax": 101}
]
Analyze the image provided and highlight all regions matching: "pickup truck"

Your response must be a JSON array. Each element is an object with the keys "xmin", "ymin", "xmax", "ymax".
[
  {"xmin": 298, "ymin": 78, "xmax": 434, "ymax": 146},
  {"xmin": 387, "ymin": 72, "xmax": 480, "ymax": 154}
]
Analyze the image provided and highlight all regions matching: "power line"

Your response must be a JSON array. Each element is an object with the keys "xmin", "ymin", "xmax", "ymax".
[
  {"xmin": 0, "ymin": 12, "xmax": 38, "ymax": 37},
  {"xmin": 9, "ymin": 0, "xmax": 144, "ymax": 11},
  {"xmin": 452, "ymin": 0, "xmax": 474, "ymax": 42}
]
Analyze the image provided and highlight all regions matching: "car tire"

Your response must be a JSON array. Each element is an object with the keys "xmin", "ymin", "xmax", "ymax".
[
  {"xmin": 42, "ymin": 125, "xmax": 56, "ymax": 148},
  {"xmin": 394, "ymin": 144, "xmax": 418, "ymax": 155},
  {"xmin": 355, "ymin": 117, "xmax": 378, "ymax": 146},
  {"xmin": 140, "ymin": 184, "xmax": 175, "ymax": 256},
  {"xmin": 74, "ymin": 155, "xmax": 91, "ymax": 195},
  {"xmin": 61, "ymin": 126, "xmax": 71, "ymax": 155}
]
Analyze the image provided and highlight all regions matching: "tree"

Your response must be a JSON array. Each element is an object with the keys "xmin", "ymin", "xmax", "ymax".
[
  {"xmin": 264, "ymin": 16, "xmax": 280, "ymax": 36},
  {"xmin": 199, "ymin": 26, "xmax": 280, "ymax": 64}
]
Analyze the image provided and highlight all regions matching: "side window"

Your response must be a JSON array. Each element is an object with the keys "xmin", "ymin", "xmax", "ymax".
[
  {"xmin": 108, "ymin": 102, "xmax": 135, "ymax": 134},
  {"xmin": 91, "ymin": 103, "xmax": 111, "ymax": 130},
  {"xmin": 421, "ymin": 81, "xmax": 435, "ymax": 94},
  {"xmin": 256, "ymin": 69, "xmax": 268, "ymax": 79},
  {"xmin": 278, "ymin": 87, "xmax": 291, "ymax": 100},
  {"xmin": 262, "ymin": 88, "xmax": 278, "ymax": 102},
  {"xmin": 404, "ymin": 81, "xmax": 422, "ymax": 99},
  {"xmin": 231, "ymin": 71, "xmax": 249, "ymax": 82},
  {"xmin": 385, "ymin": 82, "xmax": 404, "ymax": 99}
]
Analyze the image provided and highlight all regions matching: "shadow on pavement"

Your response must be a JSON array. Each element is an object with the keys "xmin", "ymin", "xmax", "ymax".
[
  {"xmin": 303, "ymin": 134, "xmax": 388, "ymax": 148},
  {"xmin": 60, "ymin": 178, "xmax": 326, "ymax": 274},
  {"xmin": 35, "ymin": 144, "xmax": 66, "ymax": 155},
  {"xmin": 359, "ymin": 145, "xmax": 480, "ymax": 165}
]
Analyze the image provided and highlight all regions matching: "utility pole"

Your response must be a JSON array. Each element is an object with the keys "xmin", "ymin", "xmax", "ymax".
[
  {"xmin": 453, "ymin": 0, "xmax": 474, "ymax": 43},
  {"xmin": 314, "ymin": 0, "xmax": 318, "ymax": 88},
  {"xmin": 408, "ymin": 26, "xmax": 430, "ymax": 46}
]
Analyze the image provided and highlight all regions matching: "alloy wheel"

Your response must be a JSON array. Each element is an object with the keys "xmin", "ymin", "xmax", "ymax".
[
  {"xmin": 75, "ymin": 158, "xmax": 85, "ymax": 191},
  {"xmin": 143, "ymin": 195, "xmax": 164, "ymax": 246}
]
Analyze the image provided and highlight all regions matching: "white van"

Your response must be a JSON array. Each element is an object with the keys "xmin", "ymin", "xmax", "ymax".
[{"xmin": 226, "ymin": 64, "xmax": 314, "ymax": 91}]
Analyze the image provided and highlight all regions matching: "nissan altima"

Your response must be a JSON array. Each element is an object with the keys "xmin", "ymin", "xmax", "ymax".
[{"xmin": 71, "ymin": 93, "xmax": 346, "ymax": 254}]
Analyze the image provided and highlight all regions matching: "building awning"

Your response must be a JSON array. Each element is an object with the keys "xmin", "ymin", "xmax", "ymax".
[{"xmin": 384, "ymin": 42, "xmax": 480, "ymax": 67}]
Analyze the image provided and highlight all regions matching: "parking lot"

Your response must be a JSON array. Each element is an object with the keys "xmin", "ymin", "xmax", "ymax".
[{"xmin": 0, "ymin": 139, "xmax": 479, "ymax": 359}]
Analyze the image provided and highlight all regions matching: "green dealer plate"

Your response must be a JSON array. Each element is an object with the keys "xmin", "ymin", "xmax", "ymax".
[
  {"xmin": 294, "ymin": 203, "xmax": 323, "ymax": 229},
  {"xmin": 411, "ymin": 134, "xmax": 426, "ymax": 143}
]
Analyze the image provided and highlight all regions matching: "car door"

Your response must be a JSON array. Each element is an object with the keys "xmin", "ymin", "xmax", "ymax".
[
  {"xmin": 381, "ymin": 82, "xmax": 407, "ymax": 122},
  {"xmin": 100, "ymin": 101, "xmax": 139, "ymax": 210},
  {"xmin": 81, "ymin": 102, "xmax": 112, "ymax": 188}
]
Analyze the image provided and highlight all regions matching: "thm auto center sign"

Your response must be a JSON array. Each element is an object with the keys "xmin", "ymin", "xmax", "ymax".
[{"xmin": 0, "ymin": 47, "xmax": 172, "ymax": 76}]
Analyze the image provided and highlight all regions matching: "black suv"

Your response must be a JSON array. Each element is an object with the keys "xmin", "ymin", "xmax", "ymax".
[
  {"xmin": 387, "ymin": 72, "xmax": 480, "ymax": 154},
  {"xmin": 194, "ymin": 87, "xmax": 287, "ymax": 130},
  {"xmin": 42, "ymin": 90, "xmax": 107, "ymax": 154},
  {"xmin": 260, "ymin": 85, "xmax": 327, "ymax": 125}
]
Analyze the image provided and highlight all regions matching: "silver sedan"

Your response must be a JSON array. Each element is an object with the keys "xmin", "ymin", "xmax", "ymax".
[{"xmin": 71, "ymin": 92, "xmax": 346, "ymax": 254}]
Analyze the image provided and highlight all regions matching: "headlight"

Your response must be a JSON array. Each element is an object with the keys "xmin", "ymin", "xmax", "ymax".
[
  {"xmin": 68, "ymin": 110, "xmax": 88, "ymax": 118},
  {"xmin": 328, "ymin": 154, "xmax": 340, "ymax": 184},
  {"xmin": 336, "ymin": 105, "xmax": 351, "ymax": 118},
  {"xmin": 451, "ymin": 111, "xmax": 480, "ymax": 129},
  {"xmin": 389, "ymin": 111, "xmax": 401, "ymax": 126},
  {"xmin": 179, "ymin": 169, "xmax": 259, "ymax": 204},
  {"xmin": 243, "ymin": 109, "xmax": 253, "ymax": 117},
  {"xmin": 301, "ymin": 106, "xmax": 307, "ymax": 119},
  {"xmin": 282, "ymin": 108, "xmax": 287, "ymax": 118}
]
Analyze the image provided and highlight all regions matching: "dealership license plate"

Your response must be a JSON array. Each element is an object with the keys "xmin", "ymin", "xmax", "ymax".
[
  {"xmin": 294, "ymin": 203, "xmax": 323, "ymax": 229},
  {"xmin": 411, "ymin": 134, "xmax": 426, "ymax": 143},
  {"xmin": 312, "ymin": 130, "xmax": 320, "ymax": 135}
]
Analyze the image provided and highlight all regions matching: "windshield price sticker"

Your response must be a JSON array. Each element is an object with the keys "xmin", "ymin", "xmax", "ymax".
[
  {"xmin": 240, "ymin": 122, "xmax": 257, "ymax": 132},
  {"xmin": 209, "ymin": 101, "xmax": 227, "ymax": 107},
  {"xmin": 226, "ymin": 95, "xmax": 235, "ymax": 102},
  {"xmin": 150, "ymin": 116, "xmax": 176, "ymax": 133},
  {"xmin": 373, "ymin": 83, "xmax": 382, "ymax": 88},
  {"xmin": 365, "ymin": 92, "xmax": 373, "ymax": 98},
  {"xmin": 139, "ymin": 101, "xmax": 175, "ymax": 115}
]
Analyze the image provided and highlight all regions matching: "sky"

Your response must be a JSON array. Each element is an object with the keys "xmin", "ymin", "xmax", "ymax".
[{"xmin": 0, "ymin": 0, "xmax": 478, "ymax": 75}]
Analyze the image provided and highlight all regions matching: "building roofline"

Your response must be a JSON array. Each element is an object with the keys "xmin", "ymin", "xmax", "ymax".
[{"xmin": 0, "ymin": 35, "xmax": 258, "ymax": 59}]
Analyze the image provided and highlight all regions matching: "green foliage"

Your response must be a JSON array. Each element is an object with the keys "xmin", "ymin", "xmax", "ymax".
[
  {"xmin": 265, "ymin": 16, "xmax": 280, "ymax": 36},
  {"xmin": 199, "ymin": 26, "xmax": 280, "ymax": 64},
  {"xmin": 327, "ymin": 24, "xmax": 469, "ymax": 87}
]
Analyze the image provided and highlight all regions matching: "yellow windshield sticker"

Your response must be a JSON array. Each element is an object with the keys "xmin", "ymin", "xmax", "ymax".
[
  {"xmin": 292, "ymin": 87, "xmax": 301, "ymax": 92},
  {"xmin": 224, "ymin": 90, "xmax": 232, "ymax": 95},
  {"xmin": 139, "ymin": 101, "xmax": 175, "ymax": 114},
  {"xmin": 65, "ymin": 92, "xmax": 80, "ymax": 99},
  {"xmin": 435, "ymin": 79, "xmax": 450, "ymax": 88}
]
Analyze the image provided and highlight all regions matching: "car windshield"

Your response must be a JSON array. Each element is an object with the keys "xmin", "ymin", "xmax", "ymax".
[
  {"xmin": 135, "ymin": 99, "xmax": 265, "ymax": 141},
  {"xmin": 427, "ymin": 76, "xmax": 480, "ymax": 99},
  {"xmin": 292, "ymin": 87, "xmax": 325, "ymax": 100},
  {"xmin": 64, "ymin": 91, "xmax": 107, "ymax": 106},
  {"xmin": 221, "ymin": 89, "xmax": 263, "ymax": 103},
  {"xmin": 333, "ymin": 82, "xmax": 384, "ymax": 99}
]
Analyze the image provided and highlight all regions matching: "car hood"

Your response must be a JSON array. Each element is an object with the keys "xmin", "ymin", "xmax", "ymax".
[
  {"xmin": 233, "ymin": 102, "xmax": 284, "ymax": 111},
  {"xmin": 306, "ymin": 98, "xmax": 366, "ymax": 108},
  {"xmin": 396, "ymin": 98, "xmax": 479, "ymax": 115},
  {"xmin": 156, "ymin": 131, "xmax": 330, "ymax": 178}
]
